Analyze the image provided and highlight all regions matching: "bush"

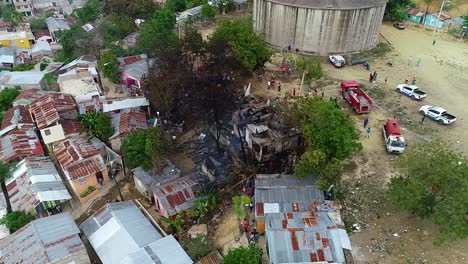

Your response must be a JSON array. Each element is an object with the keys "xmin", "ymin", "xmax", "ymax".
[
  {"xmin": 39, "ymin": 63, "xmax": 48, "ymax": 71},
  {"xmin": 296, "ymin": 58, "xmax": 323, "ymax": 83},
  {"xmin": 0, "ymin": 211, "xmax": 33, "ymax": 232},
  {"xmin": 181, "ymin": 235, "xmax": 213, "ymax": 261},
  {"xmin": 10, "ymin": 63, "xmax": 36, "ymax": 71},
  {"xmin": 222, "ymin": 245, "xmax": 262, "ymax": 264},
  {"xmin": 80, "ymin": 186, "xmax": 97, "ymax": 198}
]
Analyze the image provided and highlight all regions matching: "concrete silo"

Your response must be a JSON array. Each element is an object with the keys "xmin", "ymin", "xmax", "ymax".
[{"xmin": 253, "ymin": 0, "xmax": 388, "ymax": 56}]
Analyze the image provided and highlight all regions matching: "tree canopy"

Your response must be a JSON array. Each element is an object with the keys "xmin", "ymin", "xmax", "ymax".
[
  {"xmin": 0, "ymin": 88, "xmax": 20, "ymax": 112},
  {"xmin": 78, "ymin": 112, "xmax": 114, "ymax": 142},
  {"xmin": 296, "ymin": 58, "xmax": 323, "ymax": 83},
  {"xmin": 222, "ymin": 245, "xmax": 262, "ymax": 264},
  {"xmin": 122, "ymin": 128, "xmax": 175, "ymax": 170},
  {"xmin": 384, "ymin": 0, "xmax": 415, "ymax": 21},
  {"xmin": 0, "ymin": 162, "xmax": 13, "ymax": 183},
  {"xmin": 0, "ymin": 5, "xmax": 24, "ymax": 25},
  {"xmin": 201, "ymin": 3, "xmax": 216, "ymax": 20},
  {"xmin": 29, "ymin": 18, "xmax": 48, "ymax": 32},
  {"xmin": 137, "ymin": 8, "xmax": 177, "ymax": 54},
  {"xmin": 287, "ymin": 97, "xmax": 361, "ymax": 189},
  {"xmin": 77, "ymin": 0, "xmax": 102, "ymax": 23},
  {"xmin": 103, "ymin": 0, "xmax": 157, "ymax": 20},
  {"xmin": 388, "ymin": 142, "xmax": 468, "ymax": 244},
  {"xmin": 0, "ymin": 211, "xmax": 33, "ymax": 232},
  {"xmin": 98, "ymin": 50, "xmax": 121, "ymax": 83},
  {"xmin": 210, "ymin": 17, "xmax": 271, "ymax": 70}
]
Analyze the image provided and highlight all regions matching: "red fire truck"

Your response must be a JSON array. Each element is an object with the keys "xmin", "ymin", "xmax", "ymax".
[{"xmin": 340, "ymin": 81, "xmax": 373, "ymax": 114}]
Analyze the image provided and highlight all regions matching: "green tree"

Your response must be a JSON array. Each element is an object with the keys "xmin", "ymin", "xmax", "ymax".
[
  {"xmin": 296, "ymin": 58, "xmax": 323, "ymax": 83},
  {"xmin": 181, "ymin": 235, "xmax": 213, "ymax": 261},
  {"xmin": 388, "ymin": 142, "xmax": 468, "ymax": 244},
  {"xmin": 210, "ymin": 17, "xmax": 271, "ymax": 70},
  {"xmin": 384, "ymin": 0, "xmax": 415, "ymax": 21},
  {"xmin": 0, "ymin": 88, "xmax": 20, "ymax": 111},
  {"xmin": 462, "ymin": 14, "xmax": 468, "ymax": 27},
  {"xmin": 1, "ymin": 5, "xmax": 24, "ymax": 25},
  {"xmin": 161, "ymin": 214, "xmax": 185, "ymax": 234},
  {"xmin": 98, "ymin": 50, "xmax": 121, "ymax": 83},
  {"xmin": 232, "ymin": 195, "xmax": 250, "ymax": 218},
  {"xmin": 122, "ymin": 128, "xmax": 175, "ymax": 170},
  {"xmin": 201, "ymin": 3, "xmax": 216, "ymax": 20},
  {"xmin": 0, "ymin": 162, "xmax": 13, "ymax": 183},
  {"xmin": 166, "ymin": 0, "xmax": 187, "ymax": 12},
  {"xmin": 0, "ymin": 211, "xmax": 33, "ymax": 232},
  {"xmin": 188, "ymin": 191, "xmax": 218, "ymax": 223},
  {"xmin": 29, "ymin": 18, "xmax": 47, "ymax": 32},
  {"xmin": 222, "ymin": 245, "xmax": 262, "ymax": 264},
  {"xmin": 78, "ymin": 111, "xmax": 114, "ymax": 141},
  {"xmin": 103, "ymin": 0, "xmax": 156, "ymax": 19},
  {"xmin": 138, "ymin": 8, "xmax": 177, "ymax": 53},
  {"xmin": 77, "ymin": 0, "xmax": 102, "ymax": 22},
  {"xmin": 289, "ymin": 97, "xmax": 361, "ymax": 189}
]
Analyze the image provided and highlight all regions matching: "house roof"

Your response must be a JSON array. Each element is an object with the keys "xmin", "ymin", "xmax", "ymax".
[
  {"xmin": 123, "ymin": 32, "xmax": 140, "ymax": 42},
  {"xmin": 57, "ymin": 71, "xmax": 101, "ymax": 96},
  {"xmin": 0, "ymin": 105, "xmax": 35, "ymax": 131},
  {"xmin": 53, "ymin": 136, "xmax": 105, "ymax": 180},
  {"xmin": 28, "ymin": 93, "xmax": 77, "ymax": 129},
  {"xmin": 0, "ymin": 213, "xmax": 88, "ymax": 264},
  {"xmin": 152, "ymin": 176, "xmax": 200, "ymax": 217},
  {"xmin": 45, "ymin": 17, "xmax": 71, "ymax": 32},
  {"xmin": 118, "ymin": 54, "xmax": 153, "ymax": 81},
  {"xmin": 31, "ymin": 41, "xmax": 53, "ymax": 57},
  {"xmin": 0, "ymin": 71, "xmax": 45, "ymax": 86},
  {"xmin": 0, "ymin": 47, "xmax": 15, "ymax": 64},
  {"xmin": 13, "ymin": 89, "xmax": 48, "ymax": 107},
  {"xmin": 80, "ymin": 200, "xmax": 164, "ymax": 264},
  {"xmin": 110, "ymin": 111, "xmax": 147, "ymax": 139},
  {"xmin": 6, "ymin": 156, "xmax": 71, "ymax": 213},
  {"xmin": 120, "ymin": 235, "xmax": 192, "ymax": 264},
  {"xmin": 254, "ymin": 174, "xmax": 324, "ymax": 217},
  {"xmin": 198, "ymin": 250, "xmax": 223, "ymax": 264},
  {"xmin": 132, "ymin": 159, "xmax": 181, "ymax": 190},
  {"xmin": 407, "ymin": 7, "xmax": 425, "ymax": 17},
  {"xmin": 0, "ymin": 31, "xmax": 35, "ymax": 41},
  {"xmin": 33, "ymin": 29, "xmax": 51, "ymax": 39},
  {"xmin": 102, "ymin": 97, "xmax": 150, "ymax": 112},
  {"xmin": 432, "ymin": 11, "xmax": 451, "ymax": 21},
  {"xmin": 59, "ymin": 55, "xmax": 97, "ymax": 74},
  {"xmin": 0, "ymin": 22, "xmax": 12, "ymax": 29},
  {"xmin": 0, "ymin": 129, "xmax": 44, "ymax": 162},
  {"xmin": 59, "ymin": 119, "xmax": 83, "ymax": 137},
  {"xmin": 265, "ymin": 211, "xmax": 351, "ymax": 264}
]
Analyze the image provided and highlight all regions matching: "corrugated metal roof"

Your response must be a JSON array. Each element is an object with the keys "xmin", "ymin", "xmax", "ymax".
[
  {"xmin": 120, "ymin": 235, "xmax": 192, "ymax": 264},
  {"xmin": 0, "ymin": 105, "xmax": 35, "ymax": 130},
  {"xmin": 0, "ymin": 71, "xmax": 45, "ymax": 86},
  {"xmin": 6, "ymin": 156, "xmax": 71, "ymax": 213},
  {"xmin": 152, "ymin": 176, "xmax": 200, "ymax": 217},
  {"xmin": 45, "ymin": 17, "xmax": 70, "ymax": 32},
  {"xmin": 198, "ymin": 250, "xmax": 223, "ymax": 264},
  {"xmin": 110, "ymin": 111, "xmax": 148, "ymax": 139},
  {"xmin": 102, "ymin": 97, "xmax": 150, "ymax": 112},
  {"xmin": 266, "ymin": 211, "xmax": 350, "ymax": 264},
  {"xmin": 12, "ymin": 89, "xmax": 48, "ymax": 107},
  {"xmin": 28, "ymin": 93, "xmax": 77, "ymax": 129},
  {"xmin": 132, "ymin": 159, "xmax": 181, "ymax": 188},
  {"xmin": 80, "ymin": 201, "xmax": 164, "ymax": 264},
  {"xmin": 0, "ymin": 213, "xmax": 88, "ymax": 264},
  {"xmin": 0, "ymin": 129, "xmax": 44, "ymax": 162}
]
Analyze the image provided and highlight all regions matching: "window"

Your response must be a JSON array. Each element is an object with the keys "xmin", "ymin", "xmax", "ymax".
[
  {"xmin": 44, "ymin": 129, "xmax": 51, "ymax": 136},
  {"xmin": 79, "ymin": 178, "xmax": 86, "ymax": 185},
  {"xmin": 429, "ymin": 110, "xmax": 440, "ymax": 115}
]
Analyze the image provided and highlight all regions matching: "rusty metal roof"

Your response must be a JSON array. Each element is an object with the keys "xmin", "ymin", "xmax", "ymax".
[
  {"xmin": 12, "ymin": 89, "xmax": 48, "ymax": 107},
  {"xmin": 53, "ymin": 136, "xmax": 105, "ymax": 180},
  {"xmin": 152, "ymin": 176, "xmax": 200, "ymax": 217},
  {"xmin": 198, "ymin": 250, "xmax": 223, "ymax": 264},
  {"xmin": 59, "ymin": 119, "xmax": 83, "ymax": 137},
  {"xmin": 266, "ymin": 211, "xmax": 350, "ymax": 264},
  {"xmin": 28, "ymin": 93, "xmax": 77, "ymax": 129},
  {"xmin": 6, "ymin": 156, "xmax": 71, "ymax": 213},
  {"xmin": 1, "ymin": 105, "xmax": 35, "ymax": 131},
  {"xmin": 0, "ymin": 129, "xmax": 44, "ymax": 162},
  {"xmin": 0, "ymin": 213, "xmax": 88, "ymax": 264},
  {"xmin": 110, "ymin": 111, "xmax": 147, "ymax": 139}
]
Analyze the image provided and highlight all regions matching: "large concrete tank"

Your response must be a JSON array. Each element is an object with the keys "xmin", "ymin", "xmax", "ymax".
[{"xmin": 253, "ymin": 0, "xmax": 388, "ymax": 56}]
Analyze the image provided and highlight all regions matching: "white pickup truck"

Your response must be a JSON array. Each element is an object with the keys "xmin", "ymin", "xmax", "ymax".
[
  {"xmin": 395, "ymin": 84, "xmax": 427, "ymax": 100},
  {"xmin": 419, "ymin": 105, "xmax": 456, "ymax": 125},
  {"xmin": 329, "ymin": 55, "xmax": 345, "ymax": 68}
]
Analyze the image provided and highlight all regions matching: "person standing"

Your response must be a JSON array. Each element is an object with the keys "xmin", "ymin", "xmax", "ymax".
[
  {"xmin": 364, "ymin": 117, "xmax": 369, "ymax": 128},
  {"xmin": 432, "ymin": 39, "xmax": 436, "ymax": 45},
  {"xmin": 421, "ymin": 115, "xmax": 426, "ymax": 125},
  {"xmin": 405, "ymin": 76, "xmax": 410, "ymax": 84},
  {"xmin": 412, "ymin": 77, "xmax": 416, "ymax": 85},
  {"xmin": 369, "ymin": 73, "xmax": 373, "ymax": 83},
  {"xmin": 372, "ymin": 71, "xmax": 378, "ymax": 82},
  {"xmin": 385, "ymin": 76, "xmax": 388, "ymax": 84},
  {"xmin": 267, "ymin": 81, "xmax": 271, "ymax": 90},
  {"xmin": 417, "ymin": 57, "xmax": 422, "ymax": 67},
  {"xmin": 367, "ymin": 127, "xmax": 371, "ymax": 138},
  {"xmin": 293, "ymin": 88, "xmax": 296, "ymax": 96},
  {"xmin": 277, "ymin": 81, "xmax": 282, "ymax": 92},
  {"xmin": 408, "ymin": 56, "xmax": 413, "ymax": 65}
]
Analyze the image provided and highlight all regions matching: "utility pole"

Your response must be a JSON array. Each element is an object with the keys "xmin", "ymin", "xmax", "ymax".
[
  {"xmin": 299, "ymin": 70, "xmax": 307, "ymax": 96},
  {"xmin": 433, "ymin": 1, "xmax": 447, "ymax": 36}
]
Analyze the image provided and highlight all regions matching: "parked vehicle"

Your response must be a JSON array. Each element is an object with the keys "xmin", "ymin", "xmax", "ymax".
[
  {"xmin": 340, "ymin": 81, "xmax": 373, "ymax": 113},
  {"xmin": 350, "ymin": 58, "xmax": 368, "ymax": 66},
  {"xmin": 393, "ymin": 22, "xmax": 405, "ymax": 29},
  {"xmin": 329, "ymin": 55, "xmax": 345, "ymax": 68},
  {"xmin": 382, "ymin": 119, "xmax": 405, "ymax": 154},
  {"xmin": 419, "ymin": 105, "xmax": 457, "ymax": 125},
  {"xmin": 395, "ymin": 84, "xmax": 427, "ymax": 100}
]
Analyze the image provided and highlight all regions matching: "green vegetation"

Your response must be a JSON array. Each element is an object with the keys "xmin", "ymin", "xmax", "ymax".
[
  {"xmin": 78, "ymin": 112, "xmax": 114, "ymax": 142},
  {"xmin": 0, "ymin": 5, "xmax": 24, "ymax": 25},
  {"xmin": 201, "ymin": 3, "xmax": 216, "ymax": 20},
  {"xmin": 296, "ymin": 58, "xmax": 323, "ymax": 83},
  {"xmin": 138, "ymin": 8, "xmax": 177, "ymax": 53},
  {"xmin": 287, "ymin": 97, "xmax": 362, "ymax": 190},
  {"xmin": 80, "ymin": 186, "xmax": 97, "ymax": 198},
  {"xmin": 210, "ymin": 17, "xmax": 272, "ymax": 70},
  {"xmin": 77, "ymin": 0, "xmax": 102, "ymax": 22},
  {"xmin": 222, "ymin": 245, "xmax": 262, "ymax": 264},
  {"xmin": 232, "ymin": 195, "xmax": 250, "ymax": 218},
  {"xmin": 0, "ymin": 88, "xmax": 20, "ymax": 111},
  {"xmin": 188, "ymin": 191, "xmax": 219, "ymax": 223},
  {"xmin": 98, "ymin": 50, "xmax": 121, "ymax": 83},
  {"xmin": 388, "ymin": 142, "xmax": 468, "ymax": 244},
  {"xmin": 10, "ymin": 63, "xmax": 36, "ymax": 72},
  {"xmin": 29, "ymin": 18, "xmax": 48, "ymax": 32},
  {"xmin": 181, "ymin": 235, "xmax": 214, "ymax": 261},
  {"xmin": 0, "ymin": 212, "xmax": 33, "ymax": 232},
  {"xmin": 384, "ymin": 0, "xmax": 415, "ymax": 21},
  {"xmin": 122, "ymin": 128, "xmax": 175, "ymax": 170},
  {"xmin": 357, "ymin": 43, "xmax": 392, "ymax": 59},
  {"xmin": 103, "ymin": 0, "xmax": 156, "ymax": 20},
  {"xmin": 0, "ymin": 162, "xmax": 13, "ymax": 183},
  {"xmin": 161, "ymin": 214, "xmax": 185, "ymax": 234},
  {"xmin": 462, "ymin": 14, "xmax": 468, "ymax": 28}
]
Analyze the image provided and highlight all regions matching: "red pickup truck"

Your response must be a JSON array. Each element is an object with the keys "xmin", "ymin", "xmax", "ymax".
[{"xmin": 340, "ymin": 81, "xmax": 373, "ymax": 113}]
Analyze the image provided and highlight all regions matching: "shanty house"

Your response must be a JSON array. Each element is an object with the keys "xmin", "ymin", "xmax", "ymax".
[
  {"xmin": 118, "ymin": 54, "xmax": 153, "ymax": 96},
  {"xmin": 424, "ymin": 11, "xmax": 451, "ymax": 29},
  {"xmin": 12, "ymin": 88, "xmax": 48, "ymax": 107},
  {"xmin": 33, "ymin": 29, "xmax": 53, "ymax": 43},
  {"xmin": 0, "ymin": 129, "xmax": 44, "ymax": 163},
  {"xmin": 245, "ymin": 123, "xmax": 301, "ymax": 162},
  {"xmin": 31, "ymin": 40, "xmax": 54, "ymax": 61},
  {"xmin": 53, "ymin": 136, "xmax": 109, "ymax": 203},
  {"xmin": 40, "ymin": 119, "xmax": 83, "ymax": 145},
  {"xmin": 76, "ymin": 96, "xmax": 150, "ymax": 114},
  {"xmin": 58, "ymin": 55, "xmax": 98, "ymax": 80},
  {"xmin": 109, "ymin": 111, "xmax": 147, "ymax": 152},
  {"xmin": 152, "ymin": 175, "xmax": 200, "ymax": 218},
  {"xmin": 57, "ymin": 71, "xmax": 101, "ymax": 98},
  {"xmin": 0, "ymin": 30, "xmax": 35, "ymax": 49},
  {"xmin": 132, "ymin": 159, "xmax": 181, "ymax": 200},
  {"xmin": 0, "ymin": 213, "xmax": 90, "ymax": 264},
  {"xmin": 46, "ymin": 17, "xmax": 71, "ymax": 42},
  {"xmin": 0, "ymin": 105, "xmax": 35, "ymax": 135},
  {"xmin": 80, "ymin": 200, "xmax": 192, "ymax": 264},
  {"xmin": 6, "ymin": 156, "xmax": 72, "ymax": 217},
  {"xmin": 0, "ymin": 71, "xmax": 46, "ymax": 90},
  {"xmin": 407, "ymin": 7, "xmax": 426, "ymax": 24},
  {"xmin": 28, "ymin": 93, "xmax": 78, "ymax": 130},
  {"xmin": 0, "ymin": 47, "xmax": 15, "ymax": 69}
]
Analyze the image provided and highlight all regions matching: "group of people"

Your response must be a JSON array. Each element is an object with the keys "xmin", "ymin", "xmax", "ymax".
[
  {"xmin": 369, "ymin": 71, "xmax": 378, "ymax": 83},
  {"xmin": 241, "ymin": 218, "xmax": 260, "ymax": 244},
  {"xmin": 408, "ymin": 56, "xmax": 422, "ymax": 67},
  {"xmin": 282, "ymin": 45, "xmax": 300, "ymax": 53},
  {"xmin": 405, "ymin": 76, "xmax": 417, "ymax": 85}
]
